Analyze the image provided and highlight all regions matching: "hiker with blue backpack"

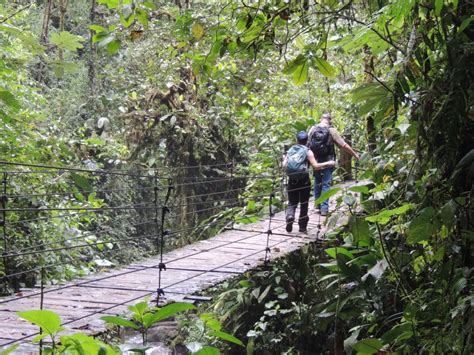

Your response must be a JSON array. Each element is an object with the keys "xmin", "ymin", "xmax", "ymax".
[
  {"xmin": 284, "ymin": 131, "xmax": 336, "ymax": 233},
  {"xmin": 308, "ymin": 113, "xmax": 360, "ymax": 216}
]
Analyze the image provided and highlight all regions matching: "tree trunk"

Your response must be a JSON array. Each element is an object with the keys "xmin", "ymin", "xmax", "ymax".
[
  {"xmin": 58, "ymin": 0, "xmax": 68, "ymax": 61},
  {"xmin": 88, "ymin": 0, "xmax": 97, "ymax": 91},
  {"xmin": 40, "ymin": 0, "xmax": 53, "ymax": 44},
  {"xmin": 339, "ymin": 134, "xmax": 353, "ymax": 181},
  {"xmin": 35, "ymin": 0, "xmax": 53, "ymax": 83},
  {"xmin": 363, "ymin": 45, "xmax": 376, "ymax": 153},
  {"xmin": 367, "ymin": 115, "xmax": 376, "ymax": 153}
]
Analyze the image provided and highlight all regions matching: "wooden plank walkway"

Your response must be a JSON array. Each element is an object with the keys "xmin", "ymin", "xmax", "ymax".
[{"xmin": 0, "ymin": 180, "xmax": 361, "ymax": 350}]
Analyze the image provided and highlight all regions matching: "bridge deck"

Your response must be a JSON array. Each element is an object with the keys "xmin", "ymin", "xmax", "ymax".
[{"xmin": 0, "ymin": 181, "xmax": 360, "ymax": 350}]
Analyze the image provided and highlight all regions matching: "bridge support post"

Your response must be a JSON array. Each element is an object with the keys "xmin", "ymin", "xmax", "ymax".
[{"xmin": 340, "ymin": 134, "xmax": 353, "ymax": 181}]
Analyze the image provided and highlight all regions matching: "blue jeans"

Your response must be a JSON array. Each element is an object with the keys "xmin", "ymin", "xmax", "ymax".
[{"xmin": 314, "ymin": 168, "xmax": 333, "ymax": 212}]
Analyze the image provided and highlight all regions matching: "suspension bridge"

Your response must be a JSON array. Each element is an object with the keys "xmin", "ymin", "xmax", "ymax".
[{"xmin": 0, "ymin": 161, "xmax": 363, "ymax": 351}]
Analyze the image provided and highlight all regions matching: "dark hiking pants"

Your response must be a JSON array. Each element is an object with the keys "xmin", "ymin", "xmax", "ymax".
[{"xmin": 286, "ymin": 176, "xmax": 311, "ymax": 230}]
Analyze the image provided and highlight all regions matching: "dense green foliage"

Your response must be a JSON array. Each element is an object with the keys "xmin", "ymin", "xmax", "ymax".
[
  {"xmin": 14, "ymin": 301, "xmax": 196, "ymax": 354},
  {"xmin": 0, "ymin": 0, "xmax": 472, "ymax": 353}
]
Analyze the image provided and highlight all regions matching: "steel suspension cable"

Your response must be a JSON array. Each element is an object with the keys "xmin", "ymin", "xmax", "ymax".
[
  {"xmin": 16, "ymin": 217, "xmax": 157, "ymax": 252},
  {"xmin": 8, "ymin": 186, "xmax": 155, "ymax": 200},
  {"xmin": 0, "ymin": 218, "xmax": 283, "ymax": 305},
  {"xmin": 4, "ymin": 189, "xmax": 285, "ymax": 257}
]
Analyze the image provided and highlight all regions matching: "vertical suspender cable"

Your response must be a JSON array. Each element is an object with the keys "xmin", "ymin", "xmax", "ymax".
[
  {"xmin": 228, "ymin": 159, "xmax": 235, "ymax": 230},
  {"xmin": 39, "ymin": 267, "xmax": 45, "ymax": 355},
  {"xmin": 153, "ymin": 172, "xmax": 160, "ymax": 254},
  {"xmin": 355, "ymin": 159, "xmax": 359, "ymax": 183},
  {"xmin": 156, "ymin": 177, "xmax": 173, "ymax": 306},
  {"xmin": 264, "ymin": 178, "xmax": 276, "ymax": 265}
]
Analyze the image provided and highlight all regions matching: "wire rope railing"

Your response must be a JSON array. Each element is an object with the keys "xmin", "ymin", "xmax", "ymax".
[
  {"xmin": 0, "ymin": 159, "xmax": 282, "ymax": 285},
  {"xmin": 0, "ymin": 216, "xmax": 304, "ymax": 348},
  {"xmin": 0, "ymin": 159, "xmax": 360, "ymax": 349},
  {"xmin": 3, "ymin": 190, "xmax": 288, "ymax": 260}
]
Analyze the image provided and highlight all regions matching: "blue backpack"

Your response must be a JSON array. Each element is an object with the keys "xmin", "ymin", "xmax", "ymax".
[{"xmin": 286, "ymin": 145, "xmax": 309, "ymax": 180}]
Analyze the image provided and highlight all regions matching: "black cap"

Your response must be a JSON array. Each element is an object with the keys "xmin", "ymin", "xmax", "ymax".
[{"xmin": 297, "ymin": 131, "xmax": 308, "ymax": 141}]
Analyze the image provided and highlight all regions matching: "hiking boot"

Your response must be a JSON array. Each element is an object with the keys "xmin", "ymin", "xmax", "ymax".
[
  {"xmin": 286, "ymin": 218, "xmax": 294, "ymax": 232},
  {"xmin": 298, "ymin": 228, "xmax": 307, "ymax": 234}
]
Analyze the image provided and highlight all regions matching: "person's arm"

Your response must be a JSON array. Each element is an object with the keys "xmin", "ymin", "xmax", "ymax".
[
  {"xmin": 342, "ymin": 143, "xmax": 360, "ymax": 160},
  {"xmin": 307, "ymin": 125, "xmax": 315, "ymax": 142},
  {"xmin": 307, "ymin": 150, "xmax": 335, "ymax": 170},
  {"xmin": 282, "ymin": 154, "xmax": 288, "ymax": 168},
  {"xmin": 330, "ymin": 128, "xmax": 360, "ymax": 160}
]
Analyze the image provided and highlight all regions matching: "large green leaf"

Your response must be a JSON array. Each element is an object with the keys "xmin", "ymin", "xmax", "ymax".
[
  {"xmin": 340, "ymin": 26, "xmax": 390, "ymax": 54},
  {"xmin": 406, "ymin": 207, "xmax": 440, "ymax": 244},
  {"xmin": 358, "ymin": 97, "xmax": 384, "ymax": 116},
  {"xmin": 283, "ymin": 55, "xmax": 306, "ymax": 75},
  {"xmin": 381, "ymin": 322, "xmax": 413, "ymax": 344},
  {"xmin": 89, "ymin": 25, "xmax": 106, "ymax": 33},
  {"xmin": 313, "ymin": 57, "xmax": 337, "ymax": 77},
  {"xmin": 196, "ymin": 346, "xmax": 220, "ymax": 355},
  {"xmin": 145, "ymin": 302, "xmax": 196, "ymax": 326},
  {"xmin": 16, "ymin": 310, "xmax": 64, "ymax": 336},
  {"xmin": 0, "ymin": 88, "xmax": 20, "ymax": 110},
  {"xmin": 107, "ymin": 40, "xmax": 121, "ymax": 55},
  {"xmin": 366, "ymin": 203, "xmax": 414, "ymax": 225},
  {"xmin": 208, "ymin": 330, "xmax": 244, "ymax": 347},
  {"xmin": 128, "ymin": 301, "xmax": 149, "ymax": 321},
  {"xmin": 204, "ymin": 318, "xmax": 221, "ymax": 331},
  {"xmin": 348, "ymin": 185, "xmax": 370, "ymax": 194},
  {"xmin": 59, "ymin": 333, "xmax": 117, "ymax": 355},
  {"xmin": 240, "ymin": 16, "xmax": 265, "ymax": 43},
  {"xmin": 100, "ymin": 316, "xmax": 139, "ymax": 330},
  {"xmin": 391, "ymin": 0, "xmax": 416, "ymax": 23},
  {"xmin": 435, "ymin": 0, "xmax": 443, "ymax": 16},
  {"xmin": 353, "ymin": 338, "xmax": 383, "ymax": 353},
  {"xmin": 0, "ymin": 24, "xmax": 45, "ymax": 53},
  {"xmin": 98, "ymin": 0, "xmax": 119, "ymax": 9},
  {"xmin": 292, "ymin": 59, "xmax": 309, "ymax": 85},
  {"xmin": 349, "ymin": 216, "xmax": 372, "ymax": 246},
  {"xmin": 325, "ymin": 247, "xmax": 354, "ymax": 259},
  {"xmin": 50, "ymin": 31, "xmax": 85, "ymax": 51},
  {"xmin": 352, "ymin": 82, "xmax": 388, "ymax": 103},
  {"xmin": 314, "ymin": 187, "xmax": 341, "ymax": 206},
  {"xmin": 119, "ymin": 13, "xmax": 136, "ymax": 28},
  {"xmin": 459, "ymin": 16, "xmax": 474, "ymax": 33},
  {"xmin": 0, "ymin": 344, "xmax": 19, "ymax": 355}
]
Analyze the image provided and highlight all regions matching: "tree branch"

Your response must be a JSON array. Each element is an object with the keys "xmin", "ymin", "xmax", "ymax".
[
  {"xmin": 0, "ymin": 2, "xmax": 33, "ymax": 24},
  {"xmin": 337, "ymin": 14, "xmax": 406, "ymax": 54}
]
